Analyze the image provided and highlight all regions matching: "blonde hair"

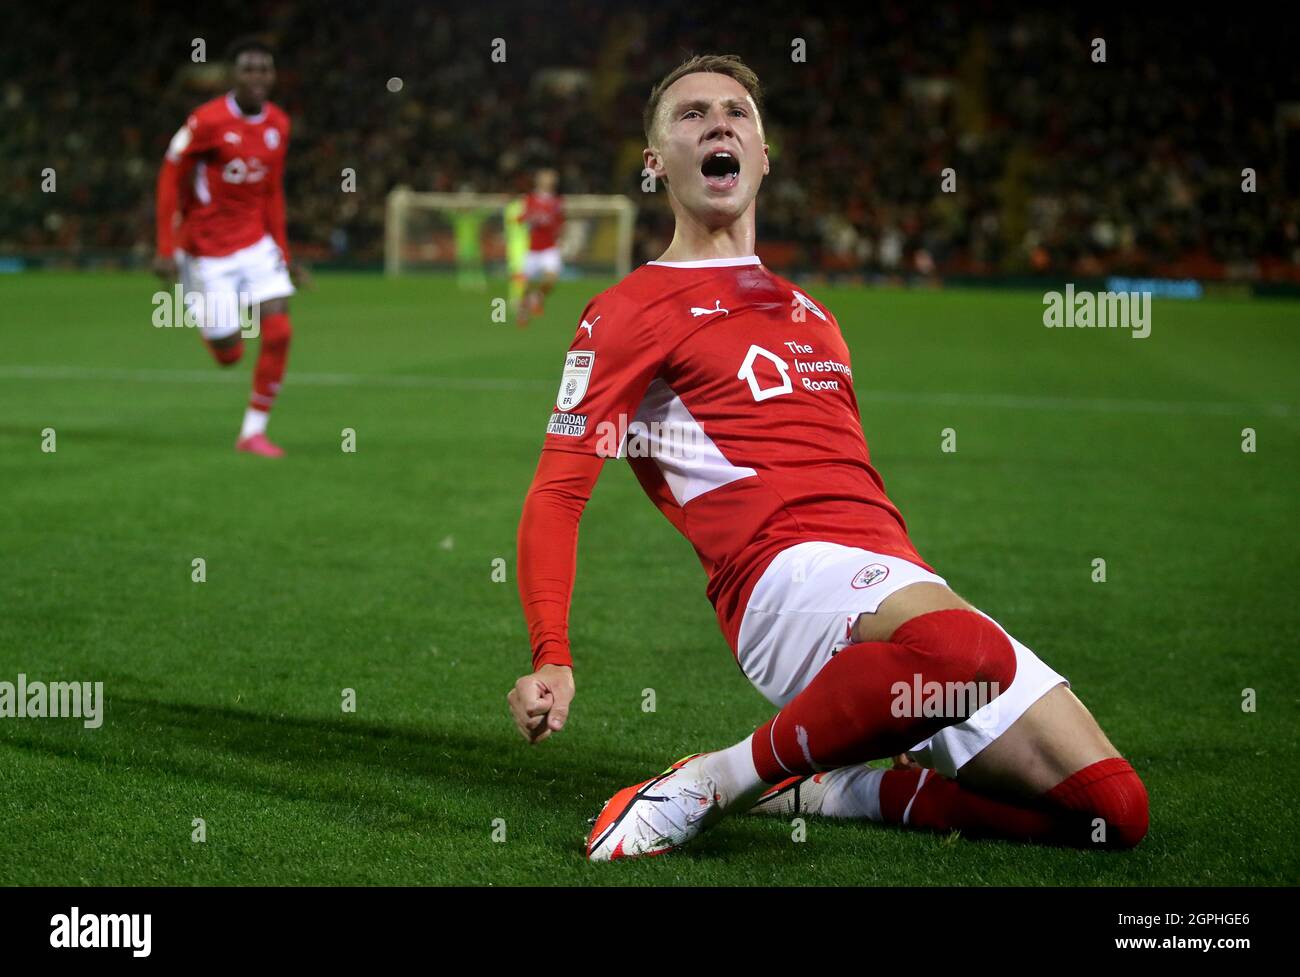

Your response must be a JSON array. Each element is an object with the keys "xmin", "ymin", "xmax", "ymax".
[{"xmin": 643, "ymin": 54, "xmax": 764, "ymax": 143}]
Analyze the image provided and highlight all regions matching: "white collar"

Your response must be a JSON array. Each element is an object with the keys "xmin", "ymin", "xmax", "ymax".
[
  {"xmin": 225, "ymin": 92, "xmax": 268, "ymax": 123},
  {"xmin": 646, "ymin": 256, "xmax": 761, "ymax": 268}
]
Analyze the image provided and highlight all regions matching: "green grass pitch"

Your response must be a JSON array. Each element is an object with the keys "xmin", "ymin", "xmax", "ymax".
[{"xmin": 1, "ymin": 271, "xmax": 1296, "ymax": 886}]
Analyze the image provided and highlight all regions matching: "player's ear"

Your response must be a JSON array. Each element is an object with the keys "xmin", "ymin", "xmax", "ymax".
[
  {"xmin": 643, "ymin": 146, "xmax": 668, "ymax": 185},
  {"xmin": 761, "ymin": 142, "xmax": 770, "ymax": 176}
]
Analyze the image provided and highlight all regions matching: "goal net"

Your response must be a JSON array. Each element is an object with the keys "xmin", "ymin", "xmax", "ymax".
[{"xmin": 384, "ymin": 188, "xmax": 637, "ymax": 281}]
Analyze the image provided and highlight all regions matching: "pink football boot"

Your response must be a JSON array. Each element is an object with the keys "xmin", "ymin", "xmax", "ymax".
[{"xmin": 235, "ymin": 433, "xmax": 285, "ymax": 458}]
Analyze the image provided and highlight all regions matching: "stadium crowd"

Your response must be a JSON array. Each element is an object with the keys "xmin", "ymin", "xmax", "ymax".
[{"xmin": 4, "ymin": 0, "xmax": 1297, "ymax": 279}]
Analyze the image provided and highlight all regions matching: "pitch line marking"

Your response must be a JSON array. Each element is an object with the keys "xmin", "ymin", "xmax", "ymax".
[{"xmin": 0, "ymin": 365, "xmax": 1292, "ymax": 418}]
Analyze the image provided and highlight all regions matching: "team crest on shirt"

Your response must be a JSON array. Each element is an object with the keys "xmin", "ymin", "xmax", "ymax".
[
  {"xmin": 792, "ymin": 290, "xmax": 828, "ymax": 321},
  {"xmin": 264, "ymin": 128, "xmax": 280, "ymax": 149},
  {"xmin": 556, "ymin": 351, "xmax": 595, "ymax": 411},
  {"xmin": 851, "ymin": 564, "xmax": 890, "ymax": 589}
]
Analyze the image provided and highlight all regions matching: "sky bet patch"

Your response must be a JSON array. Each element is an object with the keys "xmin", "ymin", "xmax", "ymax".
[{"xmin": 556, "ymin": 350, "xmax": 595, "ymax": 411}]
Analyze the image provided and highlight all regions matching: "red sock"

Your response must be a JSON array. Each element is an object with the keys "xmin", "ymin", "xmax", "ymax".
[
  {"xmin": 751, "ymin": 609, "xmax": 1017, "ymax": 782},
  {"xmin": 205, "ymin": 336, "xmax": 244, "ymax": 366},
  {"xmin": 1045, "ymin": 757, "xmax": 1149, "ymax": 848},
  {"xmin": 880, "ymin": 767, "xmax": 1062, "ymax": 842},
  {"xmin": 250, "ymin": 312, "xmax": 291, "ymax": 412},
  {"xmin": 877, "ymin": 757, "xmax": 1148, "ymax": 848}
]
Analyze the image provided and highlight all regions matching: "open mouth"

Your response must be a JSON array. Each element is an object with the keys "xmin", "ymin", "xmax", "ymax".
[{"xmin": 701, "ymin": 150, "xmax": 741, "ymax": 191}]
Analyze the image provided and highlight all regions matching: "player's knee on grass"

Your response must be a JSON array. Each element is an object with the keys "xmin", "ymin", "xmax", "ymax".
[
  {"xmin": 1049, "ymin": 757, "xmax": 1149, "ymax": 849},
  {"xmin": 1105, "ymin": 769, "xmax": 1149, "ymax": 849},
  {"xmin": 890, "ymin": 609, "xmax": 1017, "ymax": 717}
]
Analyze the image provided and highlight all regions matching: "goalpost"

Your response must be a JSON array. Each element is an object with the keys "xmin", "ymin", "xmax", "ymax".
[{"xmin": 384, "ymin": 188, "xmax": 637, "ymax": 279}]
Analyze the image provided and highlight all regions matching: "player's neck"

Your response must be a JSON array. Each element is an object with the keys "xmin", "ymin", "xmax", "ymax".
[
  {"xmin": 230, "ymin": 91, "xmax": 265, "ymax": 118},
  {"xmin": 657, "ymin": 206, "xmax": 757, "ymax": 263}
]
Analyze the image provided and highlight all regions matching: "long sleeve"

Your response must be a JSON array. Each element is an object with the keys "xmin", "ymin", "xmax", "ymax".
[
  {"xmin": 156, "ymin": 113, "xmax": 209, "ymax": 257},
  {"xmin": 519, "ymin": 288, "xmax": 663, "ymax": 669},
  {"xmin": 517, "ymin": 449, "xmax": 604, "ymax": 670},
  {"xmin": 264, "ymin": 133, "xmax": 290, "ymax": 260},
  {"xmin": 155, "ymin": 157, "xmax": 183, "ymax": 256}
]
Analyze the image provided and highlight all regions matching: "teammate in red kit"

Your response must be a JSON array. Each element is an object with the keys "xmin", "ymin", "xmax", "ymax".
[
  {"xmin": 507, "ymin": 55, "xmax": 1148, "ymax": 860},
  {"xmin": 154, "ymin": 37, "xmax": 300, "ymax": 458},
  {"xmin": 516, "ymin": 168, "xmax": 564, "ymax": 324}
]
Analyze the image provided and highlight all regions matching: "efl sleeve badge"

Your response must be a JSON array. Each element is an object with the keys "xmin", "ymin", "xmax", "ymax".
[{"xmin": 556, "ymin": 351, "xmax": 595, "ymax": 411}]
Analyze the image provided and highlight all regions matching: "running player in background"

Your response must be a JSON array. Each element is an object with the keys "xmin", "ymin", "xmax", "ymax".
[
  {"xmin": 154, "ymin": 36, "xmax": 300, "ymax": 458},
  {"xmin": 516, "ymin": 169, "xmax": 564, "ymax": 324},
  {"xmin": 507, "ymin": 55, "xmax": 1148, "ymax": 861}
]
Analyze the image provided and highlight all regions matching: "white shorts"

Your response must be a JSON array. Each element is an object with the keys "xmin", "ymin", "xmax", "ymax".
[
  {"xmin": 522, "ymin": 246, "xmax": 562, "ymax": 280},
  {"xmin": 176, "ymin": 234, "xmax": 294, "ymax": 340},
  {"xmin": 735, "ymin": 540, "xmax": 1068, "ymax": 778}
]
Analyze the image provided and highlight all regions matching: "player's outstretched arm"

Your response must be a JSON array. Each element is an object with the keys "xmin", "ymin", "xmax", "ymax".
[{"xmin": 509, "ymin": 449, "xmax": 603, "ymax": 743}]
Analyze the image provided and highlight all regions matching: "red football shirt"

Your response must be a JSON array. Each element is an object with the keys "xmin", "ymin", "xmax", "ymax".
[
  {"xmin": 156, "ymin": 93, "xmax": 290, "ymax": 259},
  {"xmin": 520, "ymin": 192, "xmax": 564, "ymax": 252},
  {"xmin": 521, "ymin": 256, "xmax": 928, "ymax": 666}
]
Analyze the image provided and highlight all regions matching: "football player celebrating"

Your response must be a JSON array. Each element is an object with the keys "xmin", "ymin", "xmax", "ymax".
[
  {"xmin": 516, "ymin": 168, "xmax": 564, "ymax": 324},
  {"xmin": 154, "ymin": 36, "xmax": 299, "ymax": 457},
  {"xmin": 508, "ymin": 56, "xmax": 1148, "ymax": 860}
]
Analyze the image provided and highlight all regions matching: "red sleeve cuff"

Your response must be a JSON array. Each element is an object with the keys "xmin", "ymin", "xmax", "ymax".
[{"xmin": 532, "ymin": 642, "xmax": 574, "ymax": 671}]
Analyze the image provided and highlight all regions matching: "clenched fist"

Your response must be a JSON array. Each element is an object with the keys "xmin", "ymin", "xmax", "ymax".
[{"xmin": 506, "ymin": 664, "xmax": 574, "ymax": 744}]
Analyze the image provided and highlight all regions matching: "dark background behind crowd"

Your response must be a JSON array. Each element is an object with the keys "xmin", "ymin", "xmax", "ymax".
[{"xmin": 4, "ymin": 0, "xmax": 1299, "ymax": 279}]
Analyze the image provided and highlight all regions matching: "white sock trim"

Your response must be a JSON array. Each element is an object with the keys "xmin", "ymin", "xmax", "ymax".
[
  {"xmin": 820, "ymin": 765, "xmax": 886, "ymax": 820},
  {"xmin": 240, "ymin": 407, "xmax": 269, "ymax": 439},
  {"xmin": 901, "ymin": 768, "xmax": 930, "ymax": 826},
  {"xmin": 706, "ymin": 734, "xmax": 765, "ymax": 809},
  {"xmin": 768, "ymin": 718, "xmax": 796, "ymax": 776}
]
